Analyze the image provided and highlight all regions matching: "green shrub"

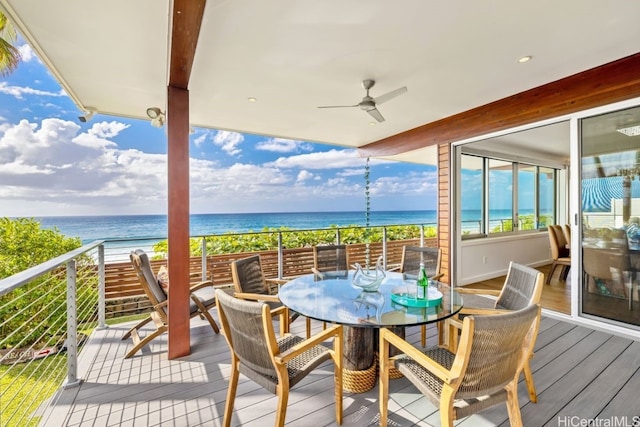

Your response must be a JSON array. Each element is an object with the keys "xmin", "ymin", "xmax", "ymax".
[
  {"xmin": 0, "ymin": 218, "xmax": 96, "ymax": 349},
  {"xmin": 152, "ymin": 224, "xmax": 429, "ymax": 258}
]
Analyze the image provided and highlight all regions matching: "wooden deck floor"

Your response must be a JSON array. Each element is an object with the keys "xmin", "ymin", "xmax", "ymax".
[{"xmin": 38, "ymin": 295, "xmax": 640, "ymax": 427}]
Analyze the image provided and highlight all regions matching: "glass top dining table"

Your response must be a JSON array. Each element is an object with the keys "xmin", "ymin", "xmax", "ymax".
[{"xmin": 278, "ymin": 270, "xmax": 464, "ymax": 328}]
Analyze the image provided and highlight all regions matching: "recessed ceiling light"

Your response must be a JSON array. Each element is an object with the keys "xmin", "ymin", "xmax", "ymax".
[
  {"xmin": 369, "ymin": 122, "xmax": 376, "ymax": 126},
  {"xmin": 617, "ymin": 125, "xmax": 640, "ymax": 137},
  {"xmin": 517, "ymin": 55, "xmax": 533, "ymax": 63},
  {"xmin": 247, "ymin": 97, "xmax": 257, "ymax": 102}
]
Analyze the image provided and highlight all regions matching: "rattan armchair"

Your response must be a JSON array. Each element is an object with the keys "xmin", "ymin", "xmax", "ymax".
[
  {"xmin": 216, "ymin": 289, "xmax": 343, "ymax": 427},
  {"xmin": 449, "ymin": 261, "xmax": 544, "ymax": 402},
  {"xmin": 312, "ymin": 244, "xmax": 349, "ymax": 279},
  {"xmin": 399, "ymin": 246, "xmax": 443, "ymax": 347},
  {"xmin": 231, "ymin": 254, "xmax": 310, "ymax": 337},
  {"xmin": 379, "ymin": 304, "xmax": 541, "ymax": 427},
  {"xmin": 123, "ymin": 249, "xmax": 220, "ymax": 358},
  {"xmin": 399, "ymin": 246, "xmax": 443, "ymax": 281}
]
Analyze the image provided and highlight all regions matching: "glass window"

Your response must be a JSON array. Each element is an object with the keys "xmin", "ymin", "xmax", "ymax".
[
  {"xmin": 461, "ymin": 154, "xmax": 559, "ymax": 237},
  {"xmin": 488, "ymin": 159, "xmax": 513, "ymax": 234},
  {"xmin": 460, "ymin": 154, "xmax": 484, "ymax": 236},
  {"xmin": 518, "ymin": 164, "xmax": 536, "ymax": 231},
  {"xmin": 538, "ymin": 167, "xmax": 556, "ymax": 228}
]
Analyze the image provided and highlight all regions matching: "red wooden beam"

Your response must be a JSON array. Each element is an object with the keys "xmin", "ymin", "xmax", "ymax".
[
  {"xmin": 169, "ymin": 0, "xmax": 206, "ymax": 89},
  {"xmin": 166, "ymin": 0, "xmax": 206, "ymax": 359}
]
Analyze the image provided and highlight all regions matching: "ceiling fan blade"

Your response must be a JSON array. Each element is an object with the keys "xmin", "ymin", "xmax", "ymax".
[
  {"xmin": 374, "ymin": 86, "xmax": 407, "ymax": 105},
  {"xmin": 367, "ymin": 108, "xmax": 385, "ymax": 123},
  {"xmin": 317, "ymin": 104, "xmax": 359, "ymax": 109}
]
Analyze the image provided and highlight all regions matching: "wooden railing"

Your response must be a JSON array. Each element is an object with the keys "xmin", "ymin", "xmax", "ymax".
[{"xmin": 104, "ymin": 238, "xmax": 431, "ymax": 301}]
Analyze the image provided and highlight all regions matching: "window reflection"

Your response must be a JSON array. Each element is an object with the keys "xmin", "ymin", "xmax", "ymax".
[{"xmin": 580, "ymin": 105, "xmax": 640, "ymax": 327}]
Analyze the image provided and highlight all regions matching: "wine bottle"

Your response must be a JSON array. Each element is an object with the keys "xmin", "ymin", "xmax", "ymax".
[{"xmin": 417, "ymin": 262, "xmax": 428, "ymax": 300}]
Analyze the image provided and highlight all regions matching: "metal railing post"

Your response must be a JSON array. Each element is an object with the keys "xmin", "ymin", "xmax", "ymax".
[
  {"xmin": 201, "ymin": 237, "xmax": 207, "ymax": 281},
  {"xmin": 420, "ymin": 224, "xmax": 425, "ymax": 246},
  {"xmin": 336, "ymin": 229, "xmax": 341, "ymax": 245},
  {"xmin": 97, "ymin": 244, "xmax": 106, "ymax": 329},
  {"xmin": 278, "ymin": 232, "xmax": 284, "ymax": 279},
  {"xmin": 65, "ymin": 260, "xmax": 81, "ymax": 388},
  {"xmin": 382, "ymin": 227, "xmax": 388, "ymax": 269}
]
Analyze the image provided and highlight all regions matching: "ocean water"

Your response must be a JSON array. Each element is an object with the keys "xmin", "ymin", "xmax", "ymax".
[{"xmin": 35, "ymin": 210, "xmax": 439, "ymax": 243}]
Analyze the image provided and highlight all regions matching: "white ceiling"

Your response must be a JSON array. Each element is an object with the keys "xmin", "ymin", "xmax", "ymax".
[{"xmin": 2, "ymin": 0, "xmax": 640, "ymax": 164}]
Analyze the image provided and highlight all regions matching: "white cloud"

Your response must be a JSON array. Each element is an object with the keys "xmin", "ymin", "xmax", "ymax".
[
  {"xmin": 267, "ymin": 149, "xmax": 362, "ymax": 169},
  {"xmin": 296, "ymin": 170, "xmax": 314, "ymax": 182},
  {"xmin": 18, "ymin": 44, "xmax": 35, "ymax": 62},
  {"xmin": 338, "ymin": 168, "xmax": 365, "ymax": 177},
  {"xmin": 256, "ymin": 138, "xmax": 313, "ymax": 153},
  {"xmin": 213, "ymin": 130, "xmax": 244, "ymax": 156},
  {"xmin": 88, "ymin": 121, "xmax": 129, "ymax": 139},
  {"xmin": 193, "ymin": 132, "xmax": 208, "ymax": 147},
  {"xmin": 0, "ymin": 119, "xmax": 168, "ymax": 212},
  {"xmin": 0, "ymin": 82, "xmax": 65, "ymax": 99},
  {"xmin": 0, "ymin": 118, "xmax": 436, "ymax": 216}
]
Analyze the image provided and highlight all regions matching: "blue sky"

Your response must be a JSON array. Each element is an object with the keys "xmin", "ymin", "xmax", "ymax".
[{"xmin": 0, "ymin": 41, "xmax": 439, "ymax": 217}]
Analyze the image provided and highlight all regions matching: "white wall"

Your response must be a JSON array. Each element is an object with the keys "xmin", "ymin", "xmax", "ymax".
[{"xmin": 457, "ymin": 231, "xmax": 550, "ymax": 285}]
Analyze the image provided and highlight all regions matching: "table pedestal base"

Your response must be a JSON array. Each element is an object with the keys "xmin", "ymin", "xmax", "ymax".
[
  {"xmin": 342, "ymin": 325, "xmax": 404, "ymax": 393},
  {"xmin": 343, "ymin": 362, "xmax": 377, "ymax": 393}
]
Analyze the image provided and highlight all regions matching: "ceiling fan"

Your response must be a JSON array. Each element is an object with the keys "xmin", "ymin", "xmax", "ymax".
[{"xmin": 317, "ymin": 79, "xmax": 407, "ymax": 123}]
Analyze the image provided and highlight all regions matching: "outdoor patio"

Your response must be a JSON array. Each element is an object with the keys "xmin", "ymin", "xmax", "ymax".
[{"xmin": 38, "ymin": 303, "xmax": 640, "ymax": 427}]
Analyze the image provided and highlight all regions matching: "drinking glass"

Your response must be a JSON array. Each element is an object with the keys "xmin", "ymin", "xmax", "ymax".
[{"xmin": 404, "ymin": 279, "xmax": 418, "ymax": 299}]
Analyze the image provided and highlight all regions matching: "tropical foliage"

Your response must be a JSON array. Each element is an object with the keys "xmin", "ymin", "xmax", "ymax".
[
  {"xmin": 151, "ymin": 224, "xmax": 434, "ymax": 258},
  {"xmin": 0, "ymin": 11, "xmax": 20, "ymax": 77},
  {"xmin": 0, "ymin": 218, "xmax": 94, "ymax": 349}
]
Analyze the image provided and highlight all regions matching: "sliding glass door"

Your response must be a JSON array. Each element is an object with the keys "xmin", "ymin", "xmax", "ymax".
[{"xmin": 580, "ymin": 105, "xmax": 640, "ymax": 327}]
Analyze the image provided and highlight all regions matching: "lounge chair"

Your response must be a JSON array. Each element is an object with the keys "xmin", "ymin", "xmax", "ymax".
[{"xmin": 122, "ymin": 249, "xmax": 220, "ymax": 358}]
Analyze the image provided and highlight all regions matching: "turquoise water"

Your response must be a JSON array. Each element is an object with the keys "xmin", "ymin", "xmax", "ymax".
[{"xmin": 36, "ymin": 210, "xmax": 439, "ymax": 243}]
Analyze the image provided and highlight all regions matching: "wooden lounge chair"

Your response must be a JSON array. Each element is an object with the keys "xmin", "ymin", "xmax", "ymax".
[
  {"xmin": 379, "ymin": 304, "xmax": 541, "ymax": 427},
  {"xmin": 399, "ymin": 246, "xmax": 443, "ymax": 347},
  {"xmin": 448, "ymin": 261, "xmax": 544, "ymax": 402},
  {"xmin": 215, "ymin": 289, "xmax": 343, "ymax": 427},
  {"xmin": 122, "ymin": 249, "xmax": 220, "ymax": 358}
]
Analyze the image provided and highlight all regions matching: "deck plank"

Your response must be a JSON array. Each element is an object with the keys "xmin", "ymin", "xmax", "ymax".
[{"xmin": 37, "ymin": 305, "xmax": 639, "ymax": 427}]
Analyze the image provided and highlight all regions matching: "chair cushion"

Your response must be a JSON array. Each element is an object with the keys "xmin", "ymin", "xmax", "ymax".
[{"xmin": 190, "ymin": 286, "xmax": 216, "ymax": 314}]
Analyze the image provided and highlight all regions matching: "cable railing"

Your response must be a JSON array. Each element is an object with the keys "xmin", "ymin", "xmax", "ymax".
[
  {"xmin": 0, "ymin": 241, "xmax": 105, "ymax": 427},
  {"xmin": 0, "ymin": 222, "xmax": 435, "ymax": 426}
]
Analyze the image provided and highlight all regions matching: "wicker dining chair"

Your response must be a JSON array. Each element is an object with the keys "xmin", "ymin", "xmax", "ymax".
[
  {"xmin": 312, "ymin": 244, "xmax": 349, "ymax": 279},
  {"xmin": 448, "ymin": 261, "xmax": 544, "ymax": 403},
  {"xmin": 122, "ymin": 249, "xmax": 220, "ymax": 358},
  {"xmin": 399, "ymin": 246, "xmax": 444, "ymax": 347},
  {"xmin": 399, "ymin": 246, "xmax": 444, "ymax": 282},
  {"xmin": 379, "ymin": 304, "xmax": 541, "ymax": 427},
  {"xmin": 215, "ymin": 289, "xmax": 343, "ymax": 427},
  {"xmin": 230, "ymin": 254, "xmax": 310, "ymax": 337}
]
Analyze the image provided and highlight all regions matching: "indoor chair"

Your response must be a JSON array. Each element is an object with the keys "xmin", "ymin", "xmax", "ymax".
[
  {"xmin": 379, "ymin": 304, "xmax": 541, "ymax": 427},
  {"xmin": 215, "ymin": 289, "xmax": 343, "ymax": 427},
  {"xmin": 122, "ymin": 249, "xmax": 220, "ymax": 358},
  {"xmin": 547, "ymin": 224, "xmax": 571, "ymax": 284}
]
